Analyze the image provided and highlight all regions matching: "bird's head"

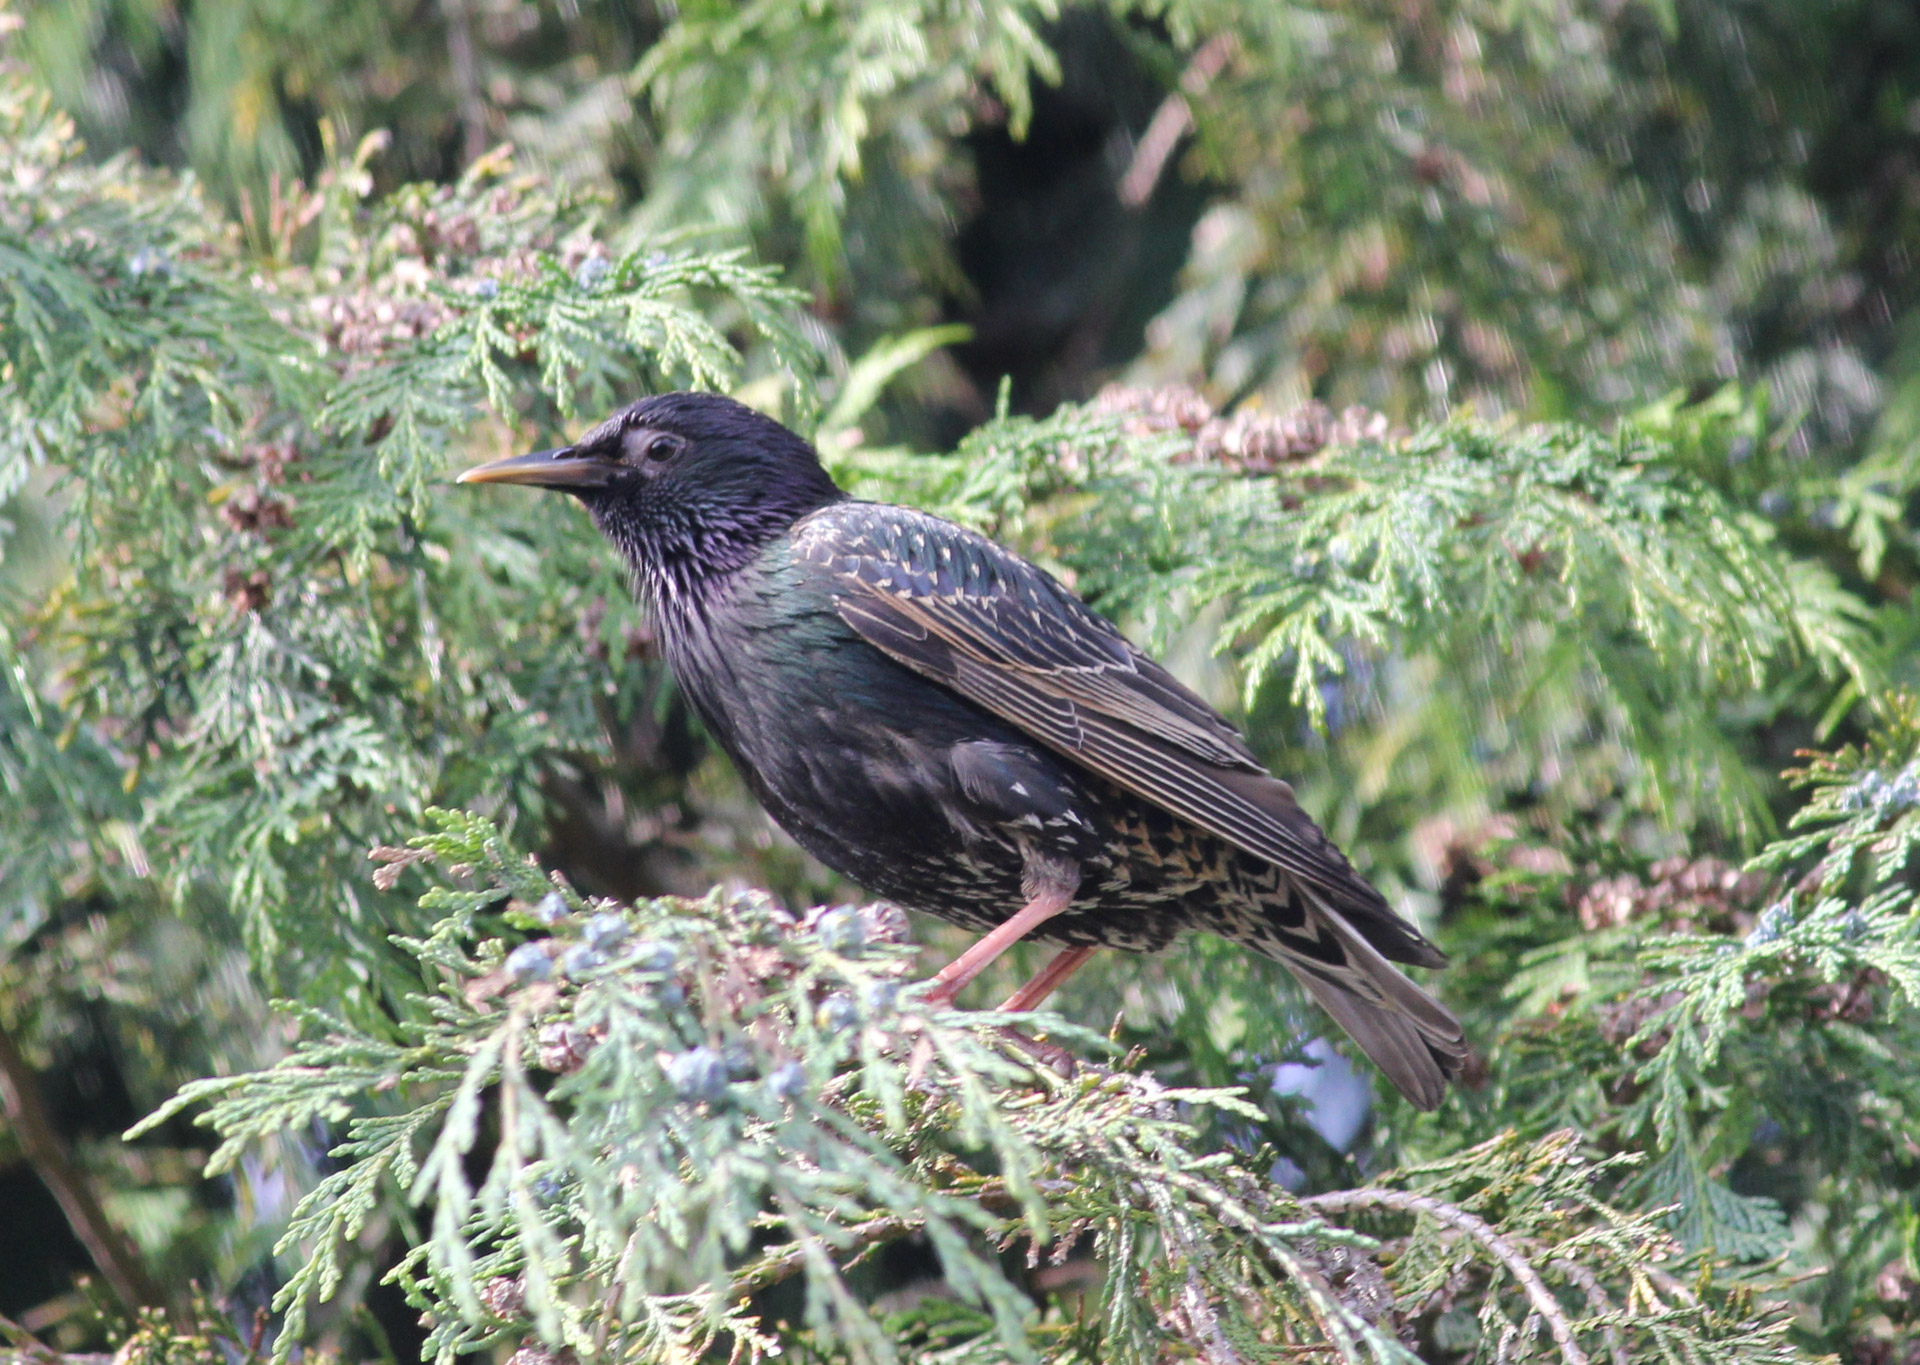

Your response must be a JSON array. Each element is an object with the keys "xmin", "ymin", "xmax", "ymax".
[{"xmin": 458, "ymin": 392, "xmax": 844, "ymax": 592}]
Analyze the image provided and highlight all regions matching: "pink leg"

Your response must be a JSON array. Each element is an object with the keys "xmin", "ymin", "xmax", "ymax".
[
  {"xmin": 999, "ymin": 945, "xmax": 1097, "ymax": 1012},
  {"xmin": 922, "ymin": 884, "xmax": 1075, "ymax": 1008}
]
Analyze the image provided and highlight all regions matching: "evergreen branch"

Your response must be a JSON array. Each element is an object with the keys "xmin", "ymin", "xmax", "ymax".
[
  {"xmin": 0, "ymin": 29, "xmax": 1881, "ymax": 1359},
  {"xmin": 129, "ymin": 813, "xmax": 1798, "ymax": 1363},
  {"xmin": 731, "ymin": 1209, "xmax": 942, "ymax": 1297},
  {"xmin": 1304, "ymin": 1188, "xmax": 1590, "ymax": 1365}
]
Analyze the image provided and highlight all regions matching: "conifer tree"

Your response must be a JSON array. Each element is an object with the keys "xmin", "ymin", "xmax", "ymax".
[{"xmin": 6, "ymin": 3, "xmax": 1920, "ymax": 1362}]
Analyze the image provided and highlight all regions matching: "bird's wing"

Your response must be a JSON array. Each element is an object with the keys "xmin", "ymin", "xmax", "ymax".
[{"xmin": 792, "ymin": 505, "xmax": 1444, "ymax": 970}]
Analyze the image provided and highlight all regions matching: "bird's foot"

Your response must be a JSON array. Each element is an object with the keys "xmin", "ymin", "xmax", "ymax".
[{"xmin": 996, "ymin": 1025, "xmax": 1079, "ymax": 1079}]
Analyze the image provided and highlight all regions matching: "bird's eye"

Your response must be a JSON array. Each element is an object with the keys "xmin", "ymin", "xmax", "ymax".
[
  {"xmin": 623, "ymin": 429, "xmax": 683, "ymax": 465},
  {"xmin": 621, "ymin": 427, "xmax": 683, "ymax": 465}
]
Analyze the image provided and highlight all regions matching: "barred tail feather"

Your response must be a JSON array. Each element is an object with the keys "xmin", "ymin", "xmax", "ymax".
[{"xmin": 1270, "ymin": 888, "xmax": 1468, "ymax": 1110}]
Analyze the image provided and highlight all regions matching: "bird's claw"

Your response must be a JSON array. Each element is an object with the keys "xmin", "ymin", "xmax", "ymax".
[{"xmin": 997, "ymin": 1026, "xmax": 1079, "ymax": 1079}]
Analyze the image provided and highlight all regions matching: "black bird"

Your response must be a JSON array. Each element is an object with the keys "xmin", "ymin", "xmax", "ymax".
[{"xmin": 459, "ymin": 393, "xmax": 1466, "ymax": 1107}]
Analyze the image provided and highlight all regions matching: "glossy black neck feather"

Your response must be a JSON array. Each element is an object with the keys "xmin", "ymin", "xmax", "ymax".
[{"xmin": 575, "ymin": 393, "xmax": 845, "ymax": 606}]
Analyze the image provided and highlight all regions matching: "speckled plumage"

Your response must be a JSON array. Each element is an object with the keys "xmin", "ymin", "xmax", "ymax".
[{"xmin": 459, "ymin": 392, "xmax": 1467, "ymax": 1108}]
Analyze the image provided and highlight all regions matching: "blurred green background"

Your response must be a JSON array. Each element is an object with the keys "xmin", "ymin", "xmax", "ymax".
[{"xmin": 8, "ymin": 0, "xmax": 1920, "ymax": 1359}]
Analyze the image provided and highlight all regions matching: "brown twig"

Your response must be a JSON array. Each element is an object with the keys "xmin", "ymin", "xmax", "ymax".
[
  {"xmin": 730, "ymin": 1212, "xmax": 926, "ymax": 1296},
  {"xmin": 1118, "ymin": 33, "xmax": 1238, "ymax": 208},
  {"xmin": 0, "ymin": 1310, "xmax": 58, "ymax": 1361},
  {"xmin": 0, "ymin": 1022, "xmax": 164, "ymax": 1311},
  {"xmin": 1549, "ymin": 1258, "xmax": 1628, "ymax": 1365},
  {"xmin": 729, "ymin": 1177, "xmax": 1027, "ymax": 1298},
  {"xmin": 1303, "ymin": 1188, "xmax": 1590, "ymax": 1365},
  {"xmin": 1179, "ymin": 1268, "xmax": 1245, "ymax": 1365},
  {"xmin": 441, "ymin": 0, "xmax": 489, "ymax": 166}
]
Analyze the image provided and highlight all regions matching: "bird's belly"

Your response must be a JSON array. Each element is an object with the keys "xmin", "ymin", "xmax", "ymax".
[
  {"xmin": 673, "ymin": 607, "xmax": 1257, "ymax": 956},
  {"xmin": 744, "ymin": 738, "xmax": 1033, "ymax": 922},
  {"xmin": 760, "ymin": 754, "xmax": 1237, "ymax": 957}
]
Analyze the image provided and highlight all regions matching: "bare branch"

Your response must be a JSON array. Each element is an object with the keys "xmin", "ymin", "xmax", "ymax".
[
  {"xmin": 1118, "ymin": 34, "xmax": 1237, "ymax": 208},
  {"xmin": 0, "ymin": 1022, "xmax": 165, "ymax": 1312}
]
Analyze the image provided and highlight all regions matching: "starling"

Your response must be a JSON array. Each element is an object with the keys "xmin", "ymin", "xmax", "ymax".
[{"xmin": 459, "ymin": 393, "xmax": 1466, "ymax": 1107}]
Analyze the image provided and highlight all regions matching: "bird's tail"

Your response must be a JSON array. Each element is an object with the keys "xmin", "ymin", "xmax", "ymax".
[{"xmin": 1258, "ymin": 887, "xmax": 1468, "ymax": 1111}]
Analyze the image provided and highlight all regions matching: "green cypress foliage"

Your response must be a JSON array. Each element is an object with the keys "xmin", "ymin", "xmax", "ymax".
[{"xmin": 8, "ymin": 5, "xmax": 1920, "ymax": 1362}]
